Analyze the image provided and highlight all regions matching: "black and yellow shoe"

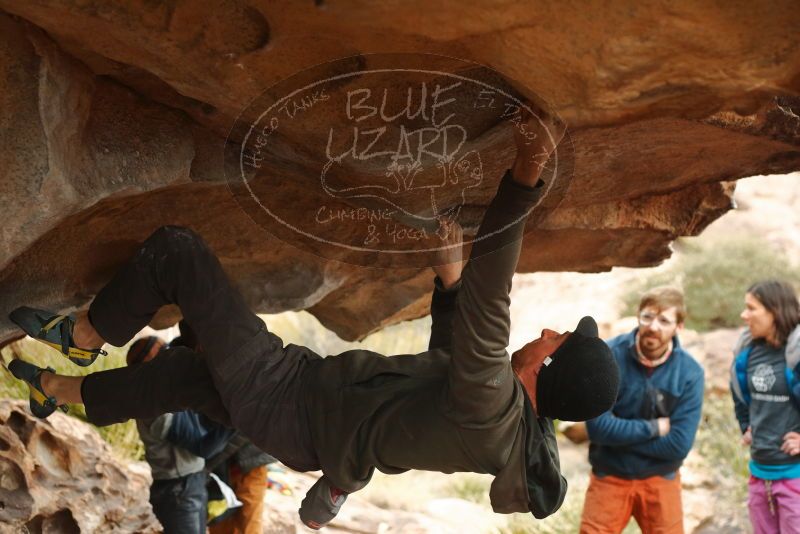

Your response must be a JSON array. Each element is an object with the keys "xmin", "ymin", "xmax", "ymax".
[
  {"xmin": 9, "ymin": 306, "xmax": 107, "ymax": 367},
  {"xmin": 7, "ymin": 359, "xmax": 68, "ymax": 419}
]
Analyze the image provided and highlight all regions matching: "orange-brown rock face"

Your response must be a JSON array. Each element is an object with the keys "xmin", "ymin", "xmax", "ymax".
[
  {"xmin": 0, "ymin": 2, "xmax": 798, "ymax": 341},
  {"xmin": 0, "ymin": 399, "xmax": 158, "ymax": 532}
]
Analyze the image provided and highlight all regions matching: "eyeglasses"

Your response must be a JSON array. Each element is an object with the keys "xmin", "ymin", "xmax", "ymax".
[{"xmin": 638, "ymin": 311, "xmax": 677, "ymax": 329}]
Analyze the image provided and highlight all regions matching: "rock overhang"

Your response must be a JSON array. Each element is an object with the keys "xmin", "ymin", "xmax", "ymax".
[{"xmin": 0, "ymin": 1, "xmax": 797, "ymax": 341}]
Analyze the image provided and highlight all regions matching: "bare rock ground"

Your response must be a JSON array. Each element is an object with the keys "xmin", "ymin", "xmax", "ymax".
[{"xmin": 0, "ymin": 400, "xmax": 158, "ymax": 533}]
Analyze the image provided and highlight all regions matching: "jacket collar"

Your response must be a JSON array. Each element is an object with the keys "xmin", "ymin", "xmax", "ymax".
[{"xmin": 735, "ymin": 324, "xmax": 800, "ymax": 370}]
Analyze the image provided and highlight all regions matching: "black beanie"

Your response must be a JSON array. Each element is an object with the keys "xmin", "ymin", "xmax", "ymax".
[{"xmin": 535, "ymin": 316, "xmax": 619, "ymax": 422}]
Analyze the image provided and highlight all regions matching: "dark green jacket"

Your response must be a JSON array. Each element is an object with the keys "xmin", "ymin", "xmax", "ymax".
[{"xmin": 305, "ymin": 172, "xmax": 566, "ymax": 517}]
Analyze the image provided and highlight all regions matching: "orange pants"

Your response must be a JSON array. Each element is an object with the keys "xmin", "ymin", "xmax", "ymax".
[
  {"xmin": 579, "ymin": 472, "xmax": 684, "ymax": 534},
  {"xmin": 209, "ymin": 465, "xmax": 268, "ymax": 534}
]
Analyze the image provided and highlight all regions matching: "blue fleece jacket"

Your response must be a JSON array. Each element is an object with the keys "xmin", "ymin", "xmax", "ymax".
[
  {"xmin": 585, "ymin": 329, "xmax": 704, "ymax": 479},
  {"xmin": 166, "ymin": 412, "xmax": 236, "ymax": 460}
]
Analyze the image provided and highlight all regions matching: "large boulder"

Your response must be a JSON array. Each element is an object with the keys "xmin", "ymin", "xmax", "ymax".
[
  {"xmin": 0, "ymin": 2, "xmax": 798, "ymax": 341},
  {"xmin": 0, "ymin": 399, "xmax": 158, "ymax": 533}
]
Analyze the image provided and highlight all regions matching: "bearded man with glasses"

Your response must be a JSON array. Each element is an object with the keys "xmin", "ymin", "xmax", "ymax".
[{"xmin": 577, "ymin": 286, "xmax": 704, "ymax": 534}]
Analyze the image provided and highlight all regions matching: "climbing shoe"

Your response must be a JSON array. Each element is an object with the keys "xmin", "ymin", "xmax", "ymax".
[
  {"xmin": 9, "ymin": 306, "xmax": 107, "ymax": 367},
  {"xmin": 7, "ymin": 359, "xmax": 68, "ymax": 419},
  {"xmin": 299, "ymin": 476, "xmax": 348, "ymax": 530}
]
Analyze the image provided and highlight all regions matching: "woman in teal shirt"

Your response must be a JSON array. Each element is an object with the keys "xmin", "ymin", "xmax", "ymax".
[{"xmin": 731, "ymin": 280, "xmax": 800, "ymax": 534}]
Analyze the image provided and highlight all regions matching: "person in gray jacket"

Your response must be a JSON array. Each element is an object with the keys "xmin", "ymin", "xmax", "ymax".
[
  {"xmin": 127, "ymin": 336, "xmax": 234, "ymax": 534},
  {"xmin": 172, "ymin": 319, "xmax": 275, "ymax": 534},
  {"xmin": 9, "ymin": 109, "xmax": 620, "ymax": 529}
]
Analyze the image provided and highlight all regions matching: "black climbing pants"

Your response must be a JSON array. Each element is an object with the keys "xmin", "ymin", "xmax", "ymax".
[{"xmin": 81, "ymin": 226, "xmax": 321, "ymax": 472}]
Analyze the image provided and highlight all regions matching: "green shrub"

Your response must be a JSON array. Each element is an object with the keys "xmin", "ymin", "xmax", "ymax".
[
  {"xmin": 264, "ymin": 310, "xmax": 431, "ymax": 356},
  {"xmin": 623, "ymin": 237, "xmax": 800, "ymax": 332},
  {"xmin": 692, "ymin": 393, "xmax": 750, "ymax": 528},
  {"xmin": 695, "ymin": 395, "xmax": 749, "ymax": 481}
]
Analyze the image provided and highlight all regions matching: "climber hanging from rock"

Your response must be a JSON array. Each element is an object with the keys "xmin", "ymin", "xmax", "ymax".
[{"xmin": 7, "ymin": 106, "xmax": 619, "ymax": 529}]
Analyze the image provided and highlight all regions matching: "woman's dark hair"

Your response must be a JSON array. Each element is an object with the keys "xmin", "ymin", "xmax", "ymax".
[{"xmin": 748, "ymin": 280, "xmax": 800, "ymax": 346}]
